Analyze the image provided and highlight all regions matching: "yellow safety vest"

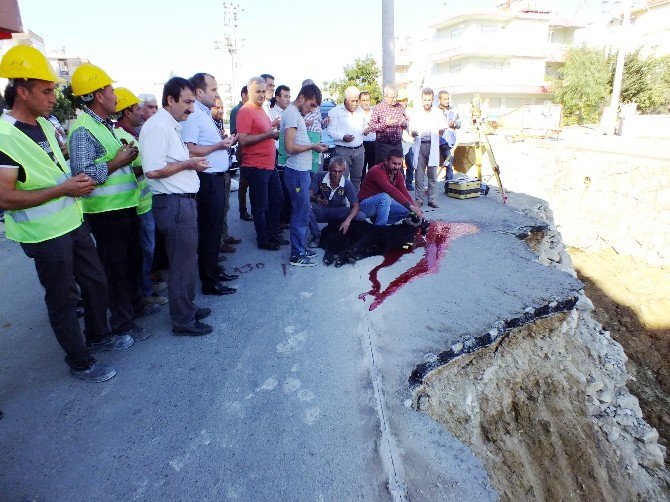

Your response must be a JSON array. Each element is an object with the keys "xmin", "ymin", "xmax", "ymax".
[
  {"xmin": 0, "ymin": 117, "xmax": 83, "ymax": 243},
  {"xmin": 68, "ymin": 112, "xmax": 138, "ymax": 213},
  {"xmin": 114, "ymin": 126, "xmax": 151, "ymax": 215}
]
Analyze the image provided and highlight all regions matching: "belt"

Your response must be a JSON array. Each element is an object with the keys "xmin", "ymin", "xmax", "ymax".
[
  {"xmin": 420, "ymin": 140, "xmax": 432, "ymax": 144},
  {"xmin": 336, "ymin": 144, "xmax": 363, "ymax": 149},
  {"xmin": 154, "ymin": 193, "xmax": 197, "ymax": 199},
  {"xmin": 201, "ymin": 171, "xmax": 229, "ymax": 176}
]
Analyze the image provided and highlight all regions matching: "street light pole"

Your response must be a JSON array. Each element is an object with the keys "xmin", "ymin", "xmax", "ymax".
[
  {"xmin": 382, "ymin": 0, "xmax": 395, "ymax": 87},
  {"xmin": 604, "ymin": 0, "xmax": 631, "ymax": 135}
]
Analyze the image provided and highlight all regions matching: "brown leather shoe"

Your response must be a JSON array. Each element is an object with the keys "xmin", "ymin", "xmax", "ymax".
[
  {"xmin": 428, "ymin": 201, "xmax": 440, "ymax": 208},
  {"xmin": 224, "ymin": 236, "xmax": 241, "ymax": 245}
]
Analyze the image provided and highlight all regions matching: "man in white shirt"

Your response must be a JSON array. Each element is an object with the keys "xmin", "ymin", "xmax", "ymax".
[
  {"xmin": 139, "ymin": 77, "xmax": 213, "ymax": 336},
  {"xmin": 409, "ymin": 88, "xmax": 446, "ymax": 208},
  {"xmin": 359, "ymin": 91, "xmax": 376, "ymax": 179},
  {"xmin": 438, "ymin": 90, "xmax": 460, "ymax": 181},
  {"xmin": 327, "ymin": 85, "xmax": 366, "ymax": 191},
  {"xmin": 260, "ymin": 73, "xmax": 275, "ymax": 117},
  {"xmin": 181, "ymin": 72, "xmax": 238, "ymax": 296}
]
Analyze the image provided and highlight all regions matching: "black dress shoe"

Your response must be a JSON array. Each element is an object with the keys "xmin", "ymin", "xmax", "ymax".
[
  {"xmin": 202, "ymin": 283, "xmax": 237, "ymax": 295},
  {"xmin": 172, "ymin": 321, "xmax": 214, "ymax": 336},
  {"xmin": 240, "ymin": 211, "xmax": 254, "ymax": 221},
  {"xmin": 218, "ymin": 255, "xmax": 227, "ymax": 262},
  {"xmin": 258, "ymin": 241, "xmax": 281, "ymax": 251},
  {"xmin": 218, "ymin": 272, "xmax": 239, "ymax": 281},
  {"xmin": 195, "ymin": 307, "xmax": 212, "ymax": 321},
  {"xmin": 224, "ymin": 236, "xmax": 242, "ymax": 244},
  {"xmin": 270, "ymin": 236, "xmax": 289, "ymax": 245}
]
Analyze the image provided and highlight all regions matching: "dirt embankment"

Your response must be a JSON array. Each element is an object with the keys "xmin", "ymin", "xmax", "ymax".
[
  {"xmin": 569, "ymin": 247, "xmax": 670, "ymax": 449},
  {"xmin": 412, "ymin": 200, "xmax": 669, "ymax": 501}
]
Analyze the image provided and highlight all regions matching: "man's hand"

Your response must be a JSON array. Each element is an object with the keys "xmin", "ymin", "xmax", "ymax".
[
  {"xmin": 409, "ymin": 204, "xmax": 423, "ymax": 219},
  {"xmin": 268, "ymin": 130, "xmax": 280, "ymax": 140},
  {"xmin": 321, "ymin": 117, "xmax": 331, "ymax": 128},
  {"xmin": 362, "ymin": 127, "xmax": 372, "ymax": 136},
  {"xmin": 189, "ymin": 157, "xmax": 210, "ymax": 172},
  {"xmin": 316, "ymin": 197, "xmax": 328, "ymax": 207},
  {"xmin": 221, "ymin": 133, "xmax": 238, "ymax": 149},
  {"xmin": 339, "ymin": 219, "xmax": 352, "ymax": 234},
  {"xmin": 343, "ymin": 134, "xmax": 354, "ymax": 143},
  {"xmin": 271, "ymin": 117, "xmax": 281, "ymax": 129},
  {"xmin": 60, "ymin": 173, "xmax": 96, "ymax": 197},
  {"xmin": 385, "ymin": 117, "xmax": 398, "ymax": 126},
  {"xmin": 113, "ymin": 143, "xmax": 139, "ymax": 166},
  {"xmin": 312, "ymin": 143, "xmax": 329, "ymax": 153},
  {"xmin": 411, "ymin": 131, "xmax": 418, "ymax": 137}
]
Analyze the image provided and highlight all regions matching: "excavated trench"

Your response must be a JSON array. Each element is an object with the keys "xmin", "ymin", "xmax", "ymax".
[{"xmin": 410, "ymin": 209, "xmax": 670, "ymax": 501}]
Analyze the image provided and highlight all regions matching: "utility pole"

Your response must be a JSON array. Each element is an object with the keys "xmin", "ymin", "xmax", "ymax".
[
  {"xmin": 382, "ymin": 0, "xmax": 395, "ymax": 87},
  {"xmin": 603, "ymin": 0, "xmax": 631, "ymax": 135},
  {"xmin": 215, "ymin": 2, "xmax": 244, "ymax": 112}
]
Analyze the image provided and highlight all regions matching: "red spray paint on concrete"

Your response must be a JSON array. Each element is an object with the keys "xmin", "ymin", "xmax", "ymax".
[{"xmin": 359, "ymin": 221, "xmax": 478, "ymax": 311}]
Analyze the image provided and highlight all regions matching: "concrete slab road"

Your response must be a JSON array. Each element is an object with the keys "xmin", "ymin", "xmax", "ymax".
[{"xmin": 0, "ymin": 187, "xmax": 580, "ymax": 501}]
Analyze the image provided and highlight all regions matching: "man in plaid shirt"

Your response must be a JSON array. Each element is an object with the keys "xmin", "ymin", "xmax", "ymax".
[{"xmin": 364, "ymin": 84, "xmax": 408, "ymax": 164}]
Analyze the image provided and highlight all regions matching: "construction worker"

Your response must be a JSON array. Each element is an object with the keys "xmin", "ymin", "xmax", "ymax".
[
  {"xmin": 0, "ymin": 46, "xmax": 133, "ymax": 382},
  {"xmin": 113, "ymin": 87, "xmax": 167, "ymax": 307},
  {"xmin": 68, "ymin": 63, "xmax": 154, "ymax": 341}
]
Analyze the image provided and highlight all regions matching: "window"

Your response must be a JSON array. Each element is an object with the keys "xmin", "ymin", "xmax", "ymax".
[
  {"xmin": 480, "ymin": 61, "xmax": 506, "ymax": 72},
  {"xmin": 479, "ymin": 23, "xmax": 504, "ymax": 34},
  {"xmin": 449, "ymin": 63, "xmax": 462, "ymax": 75},
  {"xmin": 450, "ymin": 25, "xmax": 463, "ymax": 39},
  {"xmin": 57, "ymin": 59, "xmax": 69, "ymax": 77}
]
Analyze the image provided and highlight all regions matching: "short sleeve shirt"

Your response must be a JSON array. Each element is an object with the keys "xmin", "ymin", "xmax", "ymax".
[
  {"xmin": 180, "ymin": 100, "xmax": 229, "ymax": 173},
  {"xmin": 281, "ymin": 103, "xmax": 312, "ymax": 172},
  {"xmin": 312, "ymin": 171, "xmax": 357, "ymax": 208},
  {"xmin": 236, "ymin": 102, "xmax": 275, "ymax": 169}
]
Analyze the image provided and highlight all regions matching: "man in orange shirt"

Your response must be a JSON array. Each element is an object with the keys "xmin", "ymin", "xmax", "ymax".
[{"xmin": 236, "ymin": 76, "xmax": 285, "ymax": 250}]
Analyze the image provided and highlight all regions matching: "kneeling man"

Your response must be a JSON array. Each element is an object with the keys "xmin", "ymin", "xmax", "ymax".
[
  {"xmin": 308, "ymin": 156, "xmax": 365, "ymax": 246},
  {"xmin": 357, "ymin": 148, "xmax": 423, "ymax": 225}
]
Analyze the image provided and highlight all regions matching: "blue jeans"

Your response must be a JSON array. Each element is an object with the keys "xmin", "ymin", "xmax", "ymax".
[
  {"xmin": 139, "ymin": 210, "xmax": 155, "ymax": 297},
  {"xmin": 359, "ymin": 193, "xmax": 409, "ymax": 226},
  {"xmin": 243, "ymin": 166, "xmax": 283, "ymax": 246},
  {"xmin": 284, "ymin": 168, "xmax": 312, "ymax": 257},
  {"xmin": 404, "ymin": 148, "xmax": 414, "ymax": 189},
  {"xmin": 308, "ymin": 204, "xmax": 366, "ymax": 238}
]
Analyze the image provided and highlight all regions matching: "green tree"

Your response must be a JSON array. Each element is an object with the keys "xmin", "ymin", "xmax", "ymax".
[
  {"xmin": 325, "ymin": 55, "xmax": 383, "ymax": 104},
  {"xmin": 609, "ymin": 49, "xmax": 670, "ymax": 113},
  {"xmin": 51, "ymin": 85, "xmax": 77, "ymax": 124},
  {"xmin": 552, "ymin": 46, "xmax": 611, "ymax": 125}
]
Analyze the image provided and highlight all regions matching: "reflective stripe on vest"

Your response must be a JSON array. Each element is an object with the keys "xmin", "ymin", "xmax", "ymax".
[
  {"xmin": 0, "ymin": 119, "xmax": 83, "ymax": 243},
  {"xmin": 68, "ymin": 112, "xmax": 139, "ymax": 213},
  {"xmin": 10, "ymin": 195, "xmax": 78, "ymax": 223},
  {"xmin": 114, "ymin": 126, "xmax": 152, "ymax": 215}
]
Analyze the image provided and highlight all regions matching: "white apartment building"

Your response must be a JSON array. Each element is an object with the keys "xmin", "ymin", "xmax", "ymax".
[{"xmin": 397, "ymin": 8, "xmax": 583, "ymax": 120}]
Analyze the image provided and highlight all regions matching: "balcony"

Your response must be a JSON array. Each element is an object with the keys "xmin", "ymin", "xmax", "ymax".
[{"xmin": 429, "ymin": 37, "xmax": 569, "ymax": 63}]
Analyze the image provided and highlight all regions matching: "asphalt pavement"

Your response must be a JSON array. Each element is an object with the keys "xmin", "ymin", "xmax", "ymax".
[{"xmin": 0, "ymin": 184, "xmax": 581, "ymax": 501}]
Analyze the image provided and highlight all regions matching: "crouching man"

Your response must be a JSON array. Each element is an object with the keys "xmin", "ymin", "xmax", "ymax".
[
  {"xmin": 307, "ymin": 156, "xmax": 365, "ymax": 247},
  {"xmin": 357, "ymin": 148, "xmax": 423, "ymax": 225}
]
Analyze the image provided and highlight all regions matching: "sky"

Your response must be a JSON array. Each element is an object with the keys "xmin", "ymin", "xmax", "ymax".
[{"xmin": 18, "ymin": 0, "xmax": 600, "ymax": 101}]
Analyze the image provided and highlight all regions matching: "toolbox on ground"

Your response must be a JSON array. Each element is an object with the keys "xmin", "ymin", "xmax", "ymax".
[{"xmin": 445, "ymin": 177, "xmax": 481, "ymax": 199}]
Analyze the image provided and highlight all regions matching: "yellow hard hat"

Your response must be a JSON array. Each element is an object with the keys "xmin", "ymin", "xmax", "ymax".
[
  {"xmin": 114, "ymin": 87, "xmax": 139, "ymax": 113},
  {"xmin": 0, "ymin": 45, "xmax": 64, "ymax": 83},
  {"xmin": 71, "ymin": 63, "xmax": 115, "ymax": 96}
]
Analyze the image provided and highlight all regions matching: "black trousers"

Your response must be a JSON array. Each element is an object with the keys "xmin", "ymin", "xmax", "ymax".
[
  {"xmin": 362, "ymin": 141, "xmax": 375, "ymax": 179},
  {"xmin": 21, "ymin": 223, "xmax": 110, "ymax": 370},
  {"xmin": 277, "ymin": 166, "xmax": 292, "ymax": 224},
  {"xmin": 197, "ymin": 172, "xmax": 227, "ymax": 289},
  {"xmin": 87, "ymin": 208, "xmax": 143, "ymax": 334},
  {"xmin": 243, "ymin": 166, "xmax": 283, "ymax": 246},
  {"xmin": 238, "ymin": 168, "xmax": 251, "ymax": 214}
]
